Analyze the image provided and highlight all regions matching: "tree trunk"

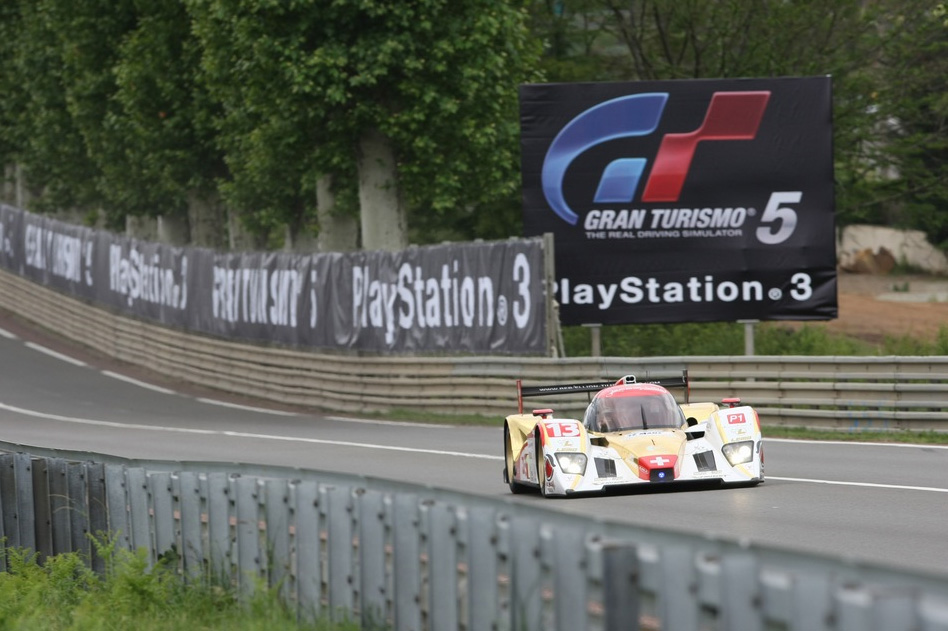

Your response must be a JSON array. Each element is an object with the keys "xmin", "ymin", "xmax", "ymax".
[
  {"xmin": 187, "ymin": 189, "xmax": 228, "ymax": 249},
  {"xmin": 357, "ymin": 128, "xmax": 407, "ymax": 252},
  {"xmin": 157, "ymin": 214, "xmax": 189, "ymax": 246},
  {"xmin": 2, "ymin": 164, "xmax": 32, "ymax": 210},
  {"xmin": 315, "ymin": 173, "xmax": 358, "ymax": 252},
  {"xmin": 227, "ymin": 208, "xmax": 264, "ymax": 251},
  {"xmin": 125, "ymin": 215, "xmax": 159, "ymax": 241}
]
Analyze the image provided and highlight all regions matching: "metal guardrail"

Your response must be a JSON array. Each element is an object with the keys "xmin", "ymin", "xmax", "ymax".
[
  {"xmin": 1, "ymin": 268, "xmax": 946, "ymax": 430},
  {"xmin": 2, "ymin": 445, "xmax": 948, "ymax": 631}
]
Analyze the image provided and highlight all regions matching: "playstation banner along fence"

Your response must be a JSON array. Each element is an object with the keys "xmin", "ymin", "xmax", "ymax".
[
  {"xmin": 520, "ymin": 75, "xmax": 837, "ymax": 326},
  {"xmin": 0, "ymin": 204, "xmax": 549, "ymax": 355}
]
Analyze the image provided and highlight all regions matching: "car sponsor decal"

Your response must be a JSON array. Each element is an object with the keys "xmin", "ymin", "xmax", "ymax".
[
  {"xmin": 727, "ymin": 412, "xmax": 745, "ymax": 424},
  {"xmin": 543, "ymin": 421, "xmax": 581, "ymax": 438}
]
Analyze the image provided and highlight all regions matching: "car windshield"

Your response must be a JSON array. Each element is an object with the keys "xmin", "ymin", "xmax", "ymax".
[{"xmin": 584, "ymin": 392, "xmax": 683, "ymax": 433}]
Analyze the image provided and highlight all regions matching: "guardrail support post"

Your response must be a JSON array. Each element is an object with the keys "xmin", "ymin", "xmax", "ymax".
[{"xmin": 603, "ymin": 543, "xmax": 639, "ymax": 631}]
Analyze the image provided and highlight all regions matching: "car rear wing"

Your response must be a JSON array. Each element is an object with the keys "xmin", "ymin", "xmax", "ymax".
[{"xmin": 516, "ymin": 369, "xmax": 690, "ymax": 413}]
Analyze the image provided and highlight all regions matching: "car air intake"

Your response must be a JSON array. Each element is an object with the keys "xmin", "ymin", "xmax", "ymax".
[
  {"xmin": 693, "ymin": 450, "xmax": 716, "ymax": 472},
  {"xmin": 595, "ymin": 458, "xmax": 617, "ymax": 478}
]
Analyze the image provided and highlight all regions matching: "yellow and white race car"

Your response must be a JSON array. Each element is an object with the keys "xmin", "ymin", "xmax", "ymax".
[{"xmin": 503, "ymin": 372, "xmax": 763, "ymax": 496}]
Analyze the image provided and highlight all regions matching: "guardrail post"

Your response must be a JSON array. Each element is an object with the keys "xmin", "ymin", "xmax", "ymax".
[
  {"xmin": 235, "ymin": 476, "xmax": 262, "ymax": 598},
  {"xmin": 720, "ymin": 551, "xmax": 761, "ymax": 631},
  {"xmin": 125, "ymin": 467, "xmax": 151, "ymax": 563},
  {"xmin": 265, "ymin": 478, "xmax": 291, "ymax": 598},
  {"xmin": 177, "ymin": 471, "xmax": 204, "ymax": 581},
  {"xmin": 511, "ymin": 516, "xmax": 541, "ymax": 631},
  {"xmin": 788, "ymin": 572, "xmax": 832, "ymax": 631},
  {"xmin": 0, "ymin": 454, "xmax": 12, "ymax": 567},
  {"xmin": 105, "ymin": 465, "xmax": 131, "ymax": 552},
  {"xmin": 393, "ymin": 493, "xmax": 423, "ymax": 631},
  {"xmin": 603, "ymin": 542, "xmax": 639, "ymax": 631},
  {"xmin": 356, "ymin": 489, "xmax": 387, "ymax": 630},
  {"xmin": 290, "ymin": 479, "xmax": 322, "ymax": 622},
  {"xmin": 205, "ymin": 472, "xmax": 233, "ymax": 583},
  {"xmin": 427, "ymin": 501, "xmax": 459, "ymax": 631},
  {"xmin": 31, "ymin": 456, "xmax": 53, "ymax": 562},
  {"xmin": 324, "ymin": 485, "xmax": 355, "ymax": 621},
  {"xmin": 149, "ymin": 471, "xmax": 175, "ymax": 566},
  {"xmin": 0, "ymin": 454, "xmax": 14, "ymax": 553},
  {"xmin": 658, "ymin": 545, "xmax": 698, "ymax": 630},
  {"xmin": 553, "ymin": 528, "xmax": 591, "ymax": 631},
  {"xmin": 463, "ymin": 506, "xmax": 501, "ymax": 631},
  {"xmin": 66, "ymin": 462, "xmax": 90, "ymax": 561},
  {"xmin": 47, "ymin": 458, "xmax": 72, "ymax": 557},
  {"xmin": 0, "ymin": 454, "xmax": 36, "ymax": 554},
  {"xmin": 86, "ymin": 462, "xmax": 107, "ymax": 575}
]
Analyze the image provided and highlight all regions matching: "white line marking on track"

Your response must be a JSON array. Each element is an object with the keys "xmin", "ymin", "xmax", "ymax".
[
  {"xmin": 1, "ymin": 402, "xmax": 943, "ymax": 471},
  {"xmin": 325, "ymin": 415, "xmax": 451, "ymax": 429},
  {"xmin": 767, "ymin": 476, "xmax": 948, "ymax": 493},
  {"xmin": 0, "ymin": 401, "xmax": 499, "ymax": 460},
  {"xmin": 0, "ymin": 327, "xmax": 16, "ymax": 339},
  {"xmin": 25, "ymin": 342, "xmax": 86, "ymax": 366},
  {"xmin": 767, "ymin": 438, "xmax": 948, "ymax": 450},
  {"xmin": 220, "ymin": 430, "xmax": 500, "ymax": 459},
  {"xmin": 0, "ymin": 402, "xmax": 217, "ymax": 434},
  {"xmin": 102, "ymin": 371, "xmax": 177, "ymax": 395},
  {"xmin": 196, "ymin": 398, "xmax": 298, "ymax": 416}
]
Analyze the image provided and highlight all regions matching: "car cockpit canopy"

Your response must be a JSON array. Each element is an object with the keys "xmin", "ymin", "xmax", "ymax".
[{"xmin": 583, "ymin": 390, "xmax": 685, "ymax": 433}]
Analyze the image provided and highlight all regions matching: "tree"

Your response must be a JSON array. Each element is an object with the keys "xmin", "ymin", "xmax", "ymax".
[
  {"xmin": 870, "ymin": 2, "xmax": 948, "ymax": 249},
  {"xmin": 1, "ymin": 0, "xmax": 107, "ymax": 216},
  {"xmin": 105, "ymin": 0, "xmax": 228, "ymax": 245},
  {"xmin": 187, "ymin": 0, "xmax": 541, "ymax": 250}
]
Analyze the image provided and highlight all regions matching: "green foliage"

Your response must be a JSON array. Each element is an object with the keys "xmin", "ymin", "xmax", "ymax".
[
  {"xmin": 562, "ymin": 320, "xmax": 948, "ymax": 357},
  {"xmin": 0, "ymin": 544, "xmax": 354, "ymax": 630},
  {"xmin": 1, "ymin": 1, "xmax": 104, "ymax": 214},
  {"xmin": 104, "ymin": 0, "xmax": 226, "ymax": 221},
  {"xmin": 187, "ymin": 0, "xmax": 541, "ymax": 243},
  {"xmin": 869, "ymin": 3, "xmax": 948, "ymax": 250},
  {"xmin": 756, "ymin": 324, "xmax": 872, "ymax": 355},
  {"xmin": 1, "ymin": 0, "xmax": 945, "ymax": 251},
  {"xmin": 564, "ymin": 321, "xmax": 744, "ymax": 357}
]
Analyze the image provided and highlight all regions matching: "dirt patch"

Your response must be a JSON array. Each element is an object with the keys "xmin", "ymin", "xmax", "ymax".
[{"xmin": 773, "ymin": 273, "xmax": 948, "ymax": 345}]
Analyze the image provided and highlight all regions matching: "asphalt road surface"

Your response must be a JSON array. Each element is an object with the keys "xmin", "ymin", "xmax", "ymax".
[{"xmin": 1, "ymin": 313, "xmax": 946, "ymax": 578}]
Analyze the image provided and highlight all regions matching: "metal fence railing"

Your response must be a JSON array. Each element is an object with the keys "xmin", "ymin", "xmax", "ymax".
[
  {"xmin": 2, "ymin": 445, "xmax": 948, "ymax": 631},
  {"xmin": 2, "ymin": 268, "xmax": 946, "ymax": 431}
]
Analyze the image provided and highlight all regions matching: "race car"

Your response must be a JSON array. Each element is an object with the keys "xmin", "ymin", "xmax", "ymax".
[{"xmin": 503, "ymin": 371, "xmax": 763, "ymax": 496}]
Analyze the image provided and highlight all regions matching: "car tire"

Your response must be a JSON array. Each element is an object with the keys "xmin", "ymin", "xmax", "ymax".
[{"xmin": 504, "ymin": 423, "xmax": 531, "ymax": 494}]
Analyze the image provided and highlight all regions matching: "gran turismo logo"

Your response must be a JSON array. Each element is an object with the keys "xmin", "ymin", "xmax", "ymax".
[{"xmin": 541, "ymin": 91, "xmax": 771, "ymax": 225}]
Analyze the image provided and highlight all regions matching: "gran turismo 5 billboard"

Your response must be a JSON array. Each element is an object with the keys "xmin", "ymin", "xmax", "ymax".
[{"xmin": 520, "ymin": 76, "xmax": 837, "ymax": 326}]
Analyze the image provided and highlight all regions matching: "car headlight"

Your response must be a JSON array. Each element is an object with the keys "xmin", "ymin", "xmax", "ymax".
[
  {"xmin": 721, "ymin": 441, "xmax": 755, "ymax": 466},
  {"xmin": 554, "ymin": 452, "xmax": 587, "ymax": 475}
]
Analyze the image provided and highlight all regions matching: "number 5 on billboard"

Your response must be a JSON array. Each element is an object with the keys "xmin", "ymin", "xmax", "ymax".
[{"xmin": 756, "ymin": 191, "xmax": 801, "ymax": 245}]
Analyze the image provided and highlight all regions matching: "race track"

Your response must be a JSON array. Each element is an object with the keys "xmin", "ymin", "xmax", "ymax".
[{"xmin": 1, "ymin": 313, "xmax": 946, "ymax": 577}]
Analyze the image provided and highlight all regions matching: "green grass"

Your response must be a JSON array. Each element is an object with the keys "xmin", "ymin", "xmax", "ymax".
[
  {"xmin": 562, "ymin": 320, "xmax": 948, "ymax": 357},
  {"xmin": 763, "ymin": 426, "xmax": 948, "ymax": 444},
  {"xmin": 0, "ymin": 542, "xmax": 356, "ymax": 631}
]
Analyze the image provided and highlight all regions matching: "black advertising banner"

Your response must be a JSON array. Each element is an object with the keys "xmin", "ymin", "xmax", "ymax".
[
  {"xmin": 520, "ymin": 76, "xmax": 837, "ymax": 325},
  {"xmin": 0, "ymin": 204, "xmax": 547, "ymax": 355}
]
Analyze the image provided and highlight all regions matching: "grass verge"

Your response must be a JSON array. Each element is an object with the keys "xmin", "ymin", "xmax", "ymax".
[
  {"xmin": 0, "ymin": 543, "xmax": 355, "ymax": 631},
  {"xmin": 763, "ymin": 426, "xmax": 948, "ymax": 444}
]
